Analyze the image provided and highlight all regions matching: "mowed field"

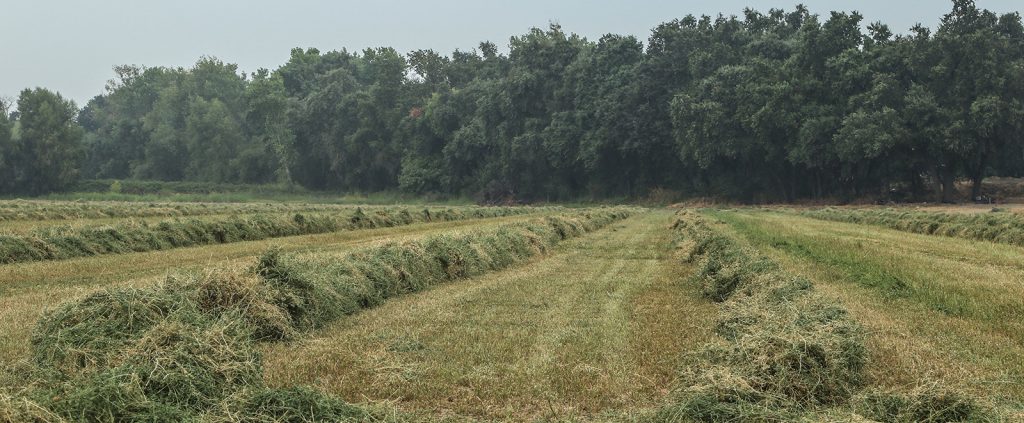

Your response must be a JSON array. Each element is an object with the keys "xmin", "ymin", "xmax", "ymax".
[
  {"xmin": 708, "ymin": 210, "xmax": 1024, "ymax": 411},
  {"xmin": 1, "ymin": 200, "xmax": 1022, "ymax": 421}
]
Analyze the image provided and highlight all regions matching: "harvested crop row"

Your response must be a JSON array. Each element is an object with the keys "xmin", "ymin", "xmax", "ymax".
[
  {"xmin": 0, "ymin": 206, "xmax": 540, "ymax": 265},
  {"xmin": 0, "ymin": 200, "xmax": 367, "ymax": 222},
  {"xmin": 2, "ymin": 209, "xmax": 632, "ymax": 422},
  {"xmin": 656, "ymin": 211, "xmax": 990, "ymax": 422},
  {"xmin": 800, "ymin": 207, "xmax": 1024, "ymax": 247}
]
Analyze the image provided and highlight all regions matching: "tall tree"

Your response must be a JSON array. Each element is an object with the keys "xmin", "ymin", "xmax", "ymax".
[
  {"xmin": 0, "ymin": 98, "xmax": 16, "ymax": 193},
  {"xmin": 15, "ymin": 88, "xmax": 84, "ymax": 194}
]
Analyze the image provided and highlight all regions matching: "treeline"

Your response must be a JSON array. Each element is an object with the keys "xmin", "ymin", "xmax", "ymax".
[{"xmin": 1, "ymin": 0, "xmax": 1022, "ymax": 202}]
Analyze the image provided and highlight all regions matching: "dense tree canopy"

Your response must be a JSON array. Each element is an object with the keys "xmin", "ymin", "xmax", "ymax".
[
  {"xmin": 2, "ymin": 1, "xmax": 1023, "ymax": 202},
  {"xmin": 1, "ymin": 89, "xmax": 84, "ymax": 194}
]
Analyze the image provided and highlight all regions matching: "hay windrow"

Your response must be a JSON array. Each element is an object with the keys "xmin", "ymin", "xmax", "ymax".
[
  {"xmin": 663, "ymin": 210, "xmax": 867, "ymax": 419},
  {"xmin": 660, "ymin": 210, "xmax": 996, "ymax": 422},
  {"xmin": 253, "ymin": 210, "xmax": 633, "ymax": 333},
  {"xmin": 0, "ymin": 200, "xmax": 374, "ymax": 223},
  {"xmin": 0, "ymin": 205, "xmax": 541, "ymax": 265},
  {"xmin": 12, "ymin": 208, "xmax": 632, "ymax": 421},
  {"xmin": 799, "ymin": 207, "xmax": 1024, "ymax": 247}
]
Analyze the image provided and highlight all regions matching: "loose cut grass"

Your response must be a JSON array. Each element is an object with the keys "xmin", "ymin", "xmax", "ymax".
[
  {"xmin": 253, "ymin": 211, "xmax": 633, "ymax": 334},
  {"xmin": 0, "ymin": 213, "xmax": 544, "ymax": 373},
  {"xmin": 706, "ymin": 209, "xmax": 1011, "ymax": 420},
  {"xmin": 658, "ymin": 211, "xmax": 868, "ymax": 421},
  {"xmin": 799, "ymin": 207, "xmax": 1024, "ymax": 247},
  {"xmin": 657, "ymin": 210, "xmax": 995, "ymax": 422},
  {"xmin": 6, "ymin": 209, "xmax": 631, "ymax": 421},
  {"xmin": 857, "ymin": 386, "xmax": 995, "ymax": 423},
  {"xmin": 0, "ymin": 206, "xmax": 539, "ymax": 265},
  {"xmin": 262, "ymin": 210, "xmax": 711, "ymax": 421},
  {"xmin": 0, "ymin": 199, "xmax": 361, "ymax": 222}
]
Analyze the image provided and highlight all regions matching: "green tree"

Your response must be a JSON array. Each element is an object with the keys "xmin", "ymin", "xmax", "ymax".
[
  {"xmin": 0, "ymin": 98, "xmax": 16, "ymax": 193},
  {"xmin": 15, "ymin": 88, "xmax": 84, "ymax": 194},
  {"xmin": 244, "ymin": 69, "xmax": 296, "ymax": 184}
]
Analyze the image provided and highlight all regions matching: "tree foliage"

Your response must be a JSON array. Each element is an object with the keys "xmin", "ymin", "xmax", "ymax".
[
  {"xmin": 7, "ymin": 89, "xmax": 84, "ymax": 194},
  {"xmin": 3, "ymin": 1, "xmax": 1023, "ymax": 202}
]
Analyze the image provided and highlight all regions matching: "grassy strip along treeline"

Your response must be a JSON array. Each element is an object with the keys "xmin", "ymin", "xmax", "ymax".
[
  {"xmin": 656, "ymin": 211, "xmax": 991, "ymax": 422},
  {"xmin": 800, "ymin": 207, "xmax": 1024, "ymax": 247},
  {"xmin": 0, "ymin": 209, "xmax": 631, "ymax": 422},
  {"xmin": 0, "ymin": 206, "xmax": 540, "ymax": 265}
]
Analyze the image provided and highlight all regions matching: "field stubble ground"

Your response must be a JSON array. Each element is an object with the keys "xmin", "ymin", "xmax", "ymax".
[
  {"xmin": 0, "ymin": 213, "xmax": 548, "ymax": 371},
  {"xmin": 6, "ymin": 200, "xmax": 1018, "ymax": 421},
  {"xmin": 262, "ymin": 210, "xmax": 716, "ymax": 421},
  {"xmin": 709, "ymin": 210, "xmax": 1024, "ymax": 415}
]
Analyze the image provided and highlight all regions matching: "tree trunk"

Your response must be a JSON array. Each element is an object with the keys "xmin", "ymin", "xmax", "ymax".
[
  {"xmin": 930, "ymin": 166, "xmax": 944, "ymax": 203},
  {"xmin": 969, "ymin": 152, "xmax": 987, "ymax": 201},
  {"xmin": 971, "ymin": 175, "xmax": 983, "ymax": 201},
  {"xmin": 814, "ymin": 171, "xmax": 823, "ymax": 199},
  {"xmin": 940, "ymin": 166, "xmax": 956, "ymax": 203}
]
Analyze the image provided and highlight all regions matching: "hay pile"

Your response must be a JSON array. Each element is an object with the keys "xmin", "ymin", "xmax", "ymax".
[
  {"xmin": 5, "ymin": 209, "xmax": 631, "ymax": 421},
  {"xmin": 658, "ymin": 211, "xmax": 989, "ymax": 422},
  {"xmin": 0, "ymin": 206, "xmax": 540, "ymax": 265},
  {"xmin": 0, "ymin": 392, "xmax": 66, "ymax": 423}
]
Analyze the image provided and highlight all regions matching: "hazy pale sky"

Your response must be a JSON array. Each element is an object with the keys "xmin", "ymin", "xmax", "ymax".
[{"xmin": 2, "ymin": 0, "xmax": 1021, "ymax": 106}]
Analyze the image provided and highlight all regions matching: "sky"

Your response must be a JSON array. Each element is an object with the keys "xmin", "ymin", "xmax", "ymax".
[{"xmin": 2, "ymin": 0, "xmax": 1021, "ymax": 107}]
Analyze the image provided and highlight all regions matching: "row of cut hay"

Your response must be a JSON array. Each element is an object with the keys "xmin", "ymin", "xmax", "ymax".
[
  {"xmin": 250, "ymin": 210, "xmax": 631, "ymax": 335},
  {"xmin": 656, "ymin": 211, "xmax": 991, "ymax": 422},
  {"xmin": 0, "ymin": 206, "xmax": 541, "ymax": 265},
  {"xmin": 0, "ymin": 200, "xmax": 367, "ymax": 222},
  {"xmin": 3, "ymin": 209, "xmax": 632, "ymax": 422},
  {"xmin": 799, "ymin": 207, "xmax": 1024, "ymax": 247}
]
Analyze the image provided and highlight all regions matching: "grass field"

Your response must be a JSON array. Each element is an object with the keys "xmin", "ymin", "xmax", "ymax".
[
  {"xmin": 1, "ymin": 199, "xmax": 1022, "ymax": 421},
  {"xmin": 705, "ymin": 209, "xmax": 1024, "ymax": 419},
  {"xmin": 0, "ymin": 211, "xmax": 551, "ymax": 369},
  {"xmin": 262, "ymin": 211, "xmax": 715, "ymax": 421}
]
